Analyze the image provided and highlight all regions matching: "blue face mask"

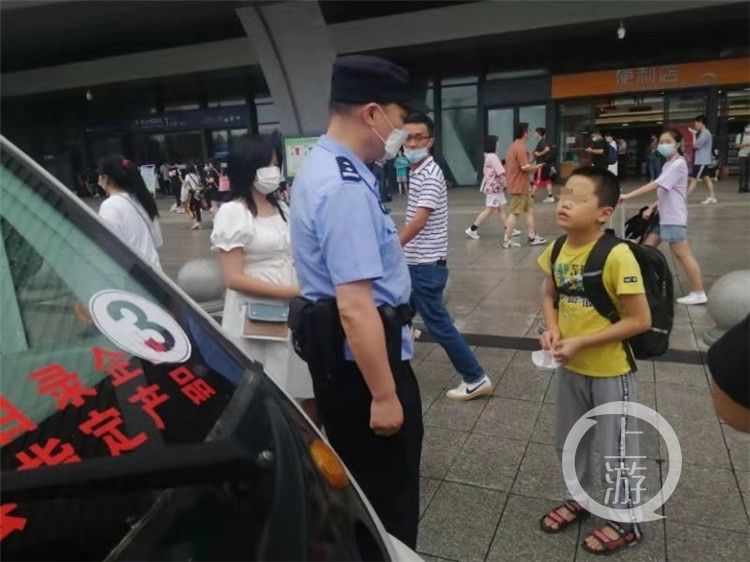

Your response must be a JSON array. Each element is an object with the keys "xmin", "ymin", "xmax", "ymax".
[
  {"xmin": 403, "ymin": 147, "xmax": 430, "ymax": 164},
  {"xmin": 657, "ymin": 143, "xmax": 676, "ymax": 158}
]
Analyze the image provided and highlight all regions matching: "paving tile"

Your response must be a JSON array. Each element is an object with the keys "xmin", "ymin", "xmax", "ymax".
[
  {"xmin": 420, "ymin": 477, "xmax": 441, "ymax": 519},
  {"xmin": 418, "ymin": 554, "xmax": 458, "ymax": 562},
  {"xmin": 421, "ymin": 426, "xmax": 468, "ymax": 480},
  {"xmin": 512, "ymin": 442, "xmax": 565, "ymax": 502},
  {"xmin": 473, "ymin": 347, "xmax": 515, "ymax": 377},
  {"xmin": 474, "ymin": 397, "xmax": 541, "ymax": 442},
  {"xmin": 723, "ymin": 424, "xmax": 750, "ymax": 472},
  {"xmin": 665, "ymin": 521, "xmax": 750, "ymax": 562},
  {"xmin": 659, "ymin": 414, "xmax": 731, "ymax": 468},
  {"xmin": 577, "ymin": 519, "xmax": 666, "ymax": 562},
  {"xmin": 424, "ymin": 395, "xmax": 487, "ymax": 432},
  {"xmin": 635, "ymin": 381, "xmax": 657, "ymax": 411},
  {"xmin": 446, "ymin": 433, "xmax": 527, "ymax": 492},
  {"xmin": 664, "ymin": 463, "xmax": 748, "ymax": 532},
  {"xmin": 737, "ymin": 470, "xmax": 750, "ymax": 519},
  {"xmin": 493, "ymin": 368, "xmax": 551, "ymax": 402},
  {"xmin": 417, "ymin": 481, "xmax": 506, "ymax": 562},
  {"xmin": 486, "ymin": 494, "xmax": 578, "ymax": 562},
  {"xmin": 544, "ymin": 372, "xmax": 558, "ymax": 405},
  {"xmin": 655, "ymin": 383, "xmax": 715, "ymax": 420},
  {"xmin": 653, "ymin": 362, "xmax": 709, "ymax": 389},
  {"xmin": 530, "ymin": 403, "xmax": 556, "ymax": 446},
  {"xmin": 635, "ymin": 360, "xmax": 655, "ymax": 384}
]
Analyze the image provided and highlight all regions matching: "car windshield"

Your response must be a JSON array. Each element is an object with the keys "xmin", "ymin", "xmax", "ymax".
[{"xmin": 0, "ymin": 140, "xmax": 390, "ymax": 561}]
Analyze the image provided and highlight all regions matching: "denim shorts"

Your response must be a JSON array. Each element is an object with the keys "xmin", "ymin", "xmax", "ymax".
[{"xmin": 652, "ymin": 224, "xmax": 687, "ymax": 243}]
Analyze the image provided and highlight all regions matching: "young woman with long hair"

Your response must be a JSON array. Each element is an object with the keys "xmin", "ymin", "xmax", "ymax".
[
  {"xmin": 210, "ymin": 135, "xmax": 316, "ymax": 420},
  {"xmin": 98, "ymin": 156, "xmax": 163, "ymax": 270}
]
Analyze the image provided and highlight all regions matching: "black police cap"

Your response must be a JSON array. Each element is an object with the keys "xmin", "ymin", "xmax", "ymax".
[{"xmin": 330, "ymin": 55, "xmax": 426, "ymax": 112}]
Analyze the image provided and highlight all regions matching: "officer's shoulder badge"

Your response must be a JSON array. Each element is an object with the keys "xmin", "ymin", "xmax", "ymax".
[{"xmin": 336, "ymin": 156, "xmax": 361, "ymax": 183}]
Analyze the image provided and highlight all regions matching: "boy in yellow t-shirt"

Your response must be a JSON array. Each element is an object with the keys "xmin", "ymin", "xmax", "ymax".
[{"xmin": 537, "ymin": 167, "xmax": 651, "ymax": 555}]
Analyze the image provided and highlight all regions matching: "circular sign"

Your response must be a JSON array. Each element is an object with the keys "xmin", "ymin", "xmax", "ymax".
[
  {"xmin": 89, "ymin": 290, "xmax": 192, "ymax": 364},
  {"xmin": 562, "ymin": 401, "xmax": 682, "ymax": 523}
]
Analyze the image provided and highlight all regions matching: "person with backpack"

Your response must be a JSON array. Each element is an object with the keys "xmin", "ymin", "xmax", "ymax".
[
  {"xmin": 585, "ymin": 129, "xmax": 611, "ymax": 171},
  {"xmin": 182, "ymin": 163, "xmax": 205, "ymax": 230},
  {"xmin": 621, "ymin": 129, "xmax": 707, "ymax": 306},
  {"xmin": 533, "ymin": 127, "xmax": 556, "ymax": 203},
  {"xmin": 605, "ymin": 133, "xmax": 619, "ymax": 176},
  {"xmin": 537, "ymin": 166, "xmax": 652, "ymax": 556}
]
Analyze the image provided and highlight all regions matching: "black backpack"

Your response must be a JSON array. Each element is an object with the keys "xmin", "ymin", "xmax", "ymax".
[{"xmin": 550, "ymin": 232, "xmax": 673, "ymax": 371}]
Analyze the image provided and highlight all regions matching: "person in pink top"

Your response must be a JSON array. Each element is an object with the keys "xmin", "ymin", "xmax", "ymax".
[
  {"xmin": 620, "ymin": 129, "xmax": 707, "ymax": 306},
  {"xmin": 465, "ymin": 135, "xmax": 521, "ymax": 242}
]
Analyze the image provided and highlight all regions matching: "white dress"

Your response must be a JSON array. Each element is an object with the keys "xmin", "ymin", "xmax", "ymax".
[
  {"xmin": 210, "ymin": 199, "xmax": 314, "ymax": 399},
  {"xmin": 99, "ymin": 192, "xmax": 163, "ymax": 270}
]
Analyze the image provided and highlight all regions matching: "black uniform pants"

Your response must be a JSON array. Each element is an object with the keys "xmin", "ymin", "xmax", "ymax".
[{"xmin": 309, "ymin": 358, "xmax": 423, "ymax": 548}]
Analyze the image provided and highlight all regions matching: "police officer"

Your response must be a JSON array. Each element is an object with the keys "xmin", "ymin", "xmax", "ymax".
[{"xmin": 290, "ymin": 55, "xmax": 423, "ymax": 548}]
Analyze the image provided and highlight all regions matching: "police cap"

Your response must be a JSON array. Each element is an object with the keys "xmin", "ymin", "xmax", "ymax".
[{"xmin": 330, "ymin": 55, "xmax": 425, "ymax": 111}]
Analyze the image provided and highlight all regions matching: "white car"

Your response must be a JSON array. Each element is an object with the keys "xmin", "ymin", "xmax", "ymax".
[{"xmin": 0, "ymin": 136, "xmax": 421, "ymax": 562}]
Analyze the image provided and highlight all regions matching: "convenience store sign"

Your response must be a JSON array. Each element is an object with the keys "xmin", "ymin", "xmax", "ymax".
[{"xmin": 552, "ymin": 57, "xmax": 750, "ymax": 99}]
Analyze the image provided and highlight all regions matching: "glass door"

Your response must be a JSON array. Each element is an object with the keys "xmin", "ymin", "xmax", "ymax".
[
  {"xmin": 487, "ymin": 108, "xmax": 514, "ymax": 156},
  {"xmin": 519, "ymin": 104, "xmax": 547, "ymax": 156},
  {"xmin": 487, "ymin": 105, "xmax": 546, "ymax": 159}
]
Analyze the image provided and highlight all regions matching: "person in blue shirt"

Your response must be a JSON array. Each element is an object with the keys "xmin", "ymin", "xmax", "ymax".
[{"xmin": 290, "ymin": 55, "xmax": 424, "ymax": 548}]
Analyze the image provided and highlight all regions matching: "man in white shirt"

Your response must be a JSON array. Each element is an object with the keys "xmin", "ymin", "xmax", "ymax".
[
  {"xmin": 735, "ymin": 123, "xmax": 750, "ymax": 193},
  {"xmin": 399, "ymin": 112, "xmax": 492, "ymax": 401}
]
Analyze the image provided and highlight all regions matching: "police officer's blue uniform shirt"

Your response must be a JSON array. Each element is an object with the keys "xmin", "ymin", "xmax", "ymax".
[{"xmin": 291, "ymin": 135, "xmax": 414, "ymax": 360}]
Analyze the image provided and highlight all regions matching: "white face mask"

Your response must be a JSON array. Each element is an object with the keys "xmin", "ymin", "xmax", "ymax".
[
  {"xmin": 403, "ymin": 146, "xmax": 430, "ymax": 164},
  {"xmin": 371, "ymin": 106, "xmax": 408, "ymax": 160},
  {"xmin": 254, "ymin": 165, "xmax": 282, "ymax": 194}
]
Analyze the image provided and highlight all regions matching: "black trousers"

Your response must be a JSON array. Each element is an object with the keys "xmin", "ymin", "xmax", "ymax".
[
  {"xmin": 739, "ymin": 156, "xmax": 749, "ymax": 192},
  {"xmin": 309, "ymin": 358, "xmax": 423, "ymax": 548}
]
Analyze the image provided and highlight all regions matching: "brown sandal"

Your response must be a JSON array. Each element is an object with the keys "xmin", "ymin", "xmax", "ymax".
[
  {"xmin": 539, "ymin": 500, "xmax": 588, "ymax": 534},
  {"xmin": 582, "ymin": 520, "xmax": 642, "ymax": 555}
]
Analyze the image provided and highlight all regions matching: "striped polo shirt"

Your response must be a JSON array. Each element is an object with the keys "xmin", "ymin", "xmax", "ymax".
[{"xmin": 404, "ymin": 156, "xmax": 448, "ymax": 265}]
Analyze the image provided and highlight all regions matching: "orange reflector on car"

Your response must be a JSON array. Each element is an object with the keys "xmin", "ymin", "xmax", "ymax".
[{"xmin": 309, "ymin": 439, "xmax": 348, "ymax": 490}]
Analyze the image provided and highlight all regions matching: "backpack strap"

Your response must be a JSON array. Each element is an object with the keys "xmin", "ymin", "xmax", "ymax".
[
  {"xmin": 583, "ymin": 233, "xmax": 637, "ymax": 372},
  {"xmin": 549, "ymin": 235, "xmax": 567, "ymax": 308}
]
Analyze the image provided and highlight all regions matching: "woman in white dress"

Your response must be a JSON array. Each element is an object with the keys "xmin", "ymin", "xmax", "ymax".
[
  {"xmin": 210, "ymin": 135, "xmax": 316, "ymax": 420},
  {"xmin": 97, "ymin": 156, "xmax": 163, "ymax": 270}
]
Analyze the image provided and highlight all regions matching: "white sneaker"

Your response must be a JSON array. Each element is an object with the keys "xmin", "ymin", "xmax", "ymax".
[
  {"xmin": 190, "ymin": 222, "xmax": 201, "ymax": 230},
  {"xmin": 701, "ymin": 197, "xmax": 718, "ymax": 204},
  {"xmin": 543, "ymin": 196, "xmax": 556, "ymax": 203},
  {"xmin": 676, "ymin": 292, "xmax": 707, "ymax": 305},
  {"xmin": 169, "ymin": 203, "xmax": 178, "ymax": 212},
  {"xmin": 465, "ymin": 227, "xmax": 480, "ymax": 240},
  {"xmin": 176, "ymin": 207, "xmax": 185, "ymax": 214},
  {"xmin": 512, "ymin": 228, "xmax": 522, "ymax": 237},
  {"xmin": 502, "ymin": 239, "xmax": 521, "ymax": 249},
  {"xmin": 529, "ymin": 235, "xmax": 548, "ymax": 246},
  {"xmin": 446, "ymin": 374, "xmax": 493, "ymax": 401}
]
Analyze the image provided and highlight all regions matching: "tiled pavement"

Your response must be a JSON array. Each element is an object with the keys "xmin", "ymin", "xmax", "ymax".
[{"xmin": 147, "ymin": 180, "xmax": 750, "ymax": 561}]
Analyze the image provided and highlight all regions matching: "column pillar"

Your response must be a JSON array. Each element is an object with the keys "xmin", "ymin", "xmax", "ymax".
[{"xmin": 235, "ymin": 1, "xmax": 336, "ymax": 136}]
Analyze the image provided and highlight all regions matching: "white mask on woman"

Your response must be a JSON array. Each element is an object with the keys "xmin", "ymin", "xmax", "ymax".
[{"xmin": 254, "ymin": 166, "xmax": 282, "ymax": 194}]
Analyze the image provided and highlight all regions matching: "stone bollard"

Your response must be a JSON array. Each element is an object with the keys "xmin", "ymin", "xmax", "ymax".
[
  {"xmin": 177, "ymin": 258, "xmax": 226, "ymax": 317},
  {"xmin": 703, "ymin": 270, "xmax": 750, "ymax": 346}
]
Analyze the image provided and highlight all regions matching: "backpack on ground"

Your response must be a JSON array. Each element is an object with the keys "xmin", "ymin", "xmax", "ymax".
[
  {"xmin": 550, "ymin": 231, "xmax": 673, "ymax": 371},
  {"xmin": 606, "ymin": 144, "xmax": 619, "ymax": 165}
]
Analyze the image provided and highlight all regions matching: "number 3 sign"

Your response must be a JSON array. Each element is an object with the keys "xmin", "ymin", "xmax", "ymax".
[{"xmin": 89, "ymin": 290, "xmax": 192, "ymax": 364}]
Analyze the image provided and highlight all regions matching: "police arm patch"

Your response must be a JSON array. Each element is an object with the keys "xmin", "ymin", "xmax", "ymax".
[{"xmin": 336, "ymin": 156, "xmax": 361, "ymax": 182}]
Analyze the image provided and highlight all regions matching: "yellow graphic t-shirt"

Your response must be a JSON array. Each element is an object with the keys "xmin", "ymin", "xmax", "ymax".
[{"xmin": 538, "ymin": 238, "xmax": 645, "ymax": 377}]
